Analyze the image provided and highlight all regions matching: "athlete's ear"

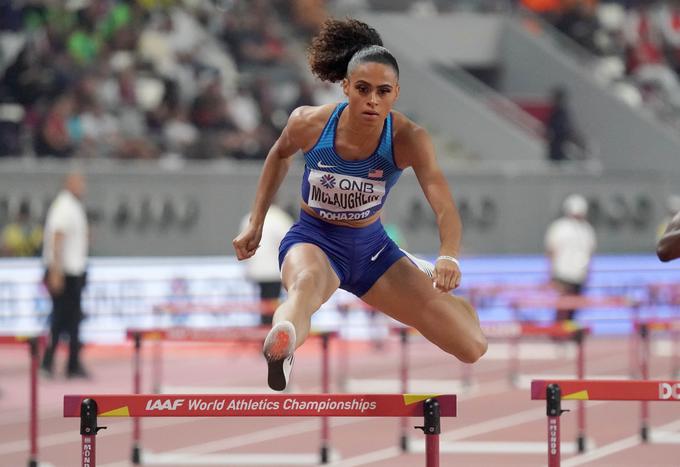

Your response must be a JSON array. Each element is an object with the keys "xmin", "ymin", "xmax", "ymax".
[
  {"xmin": 394, "ymin": 83, "xmax": 400, "ymax": 103},
  {"xmin": 342, "ymin": 78, "xmax": 349, "ymax": 97}
]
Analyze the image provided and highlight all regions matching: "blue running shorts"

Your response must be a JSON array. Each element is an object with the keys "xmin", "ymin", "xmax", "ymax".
[{"xmin": 278, "ymin": 210, "xmax": 405, "ymax": 297}]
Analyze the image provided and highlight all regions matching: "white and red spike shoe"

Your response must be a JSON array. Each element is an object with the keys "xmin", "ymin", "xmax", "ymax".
[{"xmin": 263, "ymin": 321, "xmax": 296, "ymax": 391}]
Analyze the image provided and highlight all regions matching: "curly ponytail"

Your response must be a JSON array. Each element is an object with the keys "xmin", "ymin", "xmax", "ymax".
[{"xmin": 308, "ymin": 18, "xmax": 399, "ymax": 83}]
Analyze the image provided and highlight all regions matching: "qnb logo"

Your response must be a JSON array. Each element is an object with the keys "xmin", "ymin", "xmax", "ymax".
[
  {"xmin": 658, "ymin": 382, "xmax": 680, "ymax": 400},
  {"xmin": 320, "ymin": 174, "xmax": 336, "ymax": 189},
  {"xmin": 146, "ymin": 398, "xmax": 185, "ymax": 410}
]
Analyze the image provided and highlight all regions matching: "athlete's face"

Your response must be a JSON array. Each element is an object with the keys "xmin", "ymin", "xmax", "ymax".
[{"xmin": 343, "ymin": 62, "xmax": 399, "ymax": 124}]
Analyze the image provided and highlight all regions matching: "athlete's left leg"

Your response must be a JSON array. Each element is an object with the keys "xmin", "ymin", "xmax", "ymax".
[{"xmin": 360, "ymin": 258, "xmax": 487, "ymax": 364}]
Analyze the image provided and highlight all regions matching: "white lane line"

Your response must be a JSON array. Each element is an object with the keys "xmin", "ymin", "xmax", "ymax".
[
  {"xmin": 0, "ymin": 407, "xmax": 62, "ymax": 426},
  {"xmin": 410, "ymin": 440, "xmax": 588, "ymax": 454},
  {"xmin": 326, "ymin": 400, "xmax": 610, "ymax": 466},
  {"xmin": 650, "ymin": 430, "xmax": 680, "ymax": 444},
  {"xmin": 159, "ymin": 385, "xmax": 301, "ymax": 394},
  {"xmin": 515, "ymin": 374, "xmax": 630, "ymax": 389},
  {"xmin": 441, "ymin": 401, "xmax": 600, "ymax": 442},
  {"xmin": 327, "ymin": 447, "xmax": 402, "ymax": 467},
  {"xmin": 143, "ymin": 452, "xmax": 322, "ymax": 465},
  {"xmin": 483, "ymin": 343, "xmax": 576, "ymax": 360},
  {"xmin": 344, "ymin": 378, "xmax": 476, "ymax": 394},
  {"xmin": 99, "ymin": 418, "xmax": 359, "ymax": 467},
  {"xmin": 0, "ymin": 418, "xmax": 190, "ymax": 455},
  {"xmin": 324, "ymin": 405, "xmax": 571, "ymax": 467},
  {"xmin": 562, "ymin": 418, "xmax": 680, "ymax": 467}
]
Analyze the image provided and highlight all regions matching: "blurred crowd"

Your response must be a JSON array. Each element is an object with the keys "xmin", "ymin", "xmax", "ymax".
[
  {"xmin": 4, "ymin": 0, "xmax": 680, "ymax": 161},
  {"xmin": 522, "ymin": 0, "xmax": 680, "ymax": 129},
  {"xmin": 0, "ymin": 0, "xmax": 338, "ymax": 160}
]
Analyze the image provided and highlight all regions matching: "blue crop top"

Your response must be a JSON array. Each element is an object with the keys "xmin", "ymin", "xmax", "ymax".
[{"xmin": 300, "ymin": 103, "xmax": 403, "ymax": 222}]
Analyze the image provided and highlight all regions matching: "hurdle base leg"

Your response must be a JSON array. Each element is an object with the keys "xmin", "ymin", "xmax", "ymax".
[
  {"xmin": 320, "ymin": 444, "xmax": 329, "ymax": 464},
  {"xmin": 28, "ymin": 458, "xmax": 37, "ymax": 467},
  {"xmin": 400, "ymin": 434, "xmax": 409, "ymax": 452},
  {"xmin": 577, "ymin": 434, "xmax": 586, "ymax": 453},
  {"xmin": 641, "ymin": 425, "xmax": 649, "ymax": 443},
  {"xmin": 80, "ymin": 399, "xmax": 107, "ymax": 467},
  {"xmin": 132, "ymin": 444, "xmax": 142, "ymax": 464},
  {"xmin": 415, "ymin": 398, "xmax": 441, "ymax": 467}
]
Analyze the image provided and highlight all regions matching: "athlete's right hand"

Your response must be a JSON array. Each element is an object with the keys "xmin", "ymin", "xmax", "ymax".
[{"xmin": 232, "ymin": 224, "xmax": 263, "ymax": 260}]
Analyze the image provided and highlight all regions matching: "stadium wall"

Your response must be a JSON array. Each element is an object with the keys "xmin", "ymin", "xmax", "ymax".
[{"xmin": 0, "ymin": 161, "xmax": 672, "ymax": 256}]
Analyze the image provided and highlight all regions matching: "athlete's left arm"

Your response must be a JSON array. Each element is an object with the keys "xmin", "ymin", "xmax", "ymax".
[{"xmin": 399, "ymin": 124, "xmax": 463, "ymax": 292}]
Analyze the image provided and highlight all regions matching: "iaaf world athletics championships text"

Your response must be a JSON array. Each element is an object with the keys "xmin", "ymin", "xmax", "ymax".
[{"xmin": 145, "ymin": 398, "xmax": 379, "ymax": 413}]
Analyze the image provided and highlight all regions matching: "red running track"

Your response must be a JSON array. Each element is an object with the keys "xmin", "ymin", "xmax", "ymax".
[{"xmin": 3, "ymin": 335, "xmax": 680, "ymax": 466}]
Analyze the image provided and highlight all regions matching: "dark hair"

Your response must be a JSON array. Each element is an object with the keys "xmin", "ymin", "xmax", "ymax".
[{"xmin": 308, "ymin": 18, "xmax": 399, "ymax": 83}]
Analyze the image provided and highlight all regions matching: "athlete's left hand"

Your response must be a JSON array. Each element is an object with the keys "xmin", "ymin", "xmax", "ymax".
[{"xmin": 433, "ymin": 258, "xmax": 461, "ymax": 292}]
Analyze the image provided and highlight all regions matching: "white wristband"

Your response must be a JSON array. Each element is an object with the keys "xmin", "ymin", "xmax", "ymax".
[{"xmin": 436, "ymin": 255, "xmax": 460, "ymax": 268}]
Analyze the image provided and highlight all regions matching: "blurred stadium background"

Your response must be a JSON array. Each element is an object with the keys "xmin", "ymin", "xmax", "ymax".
[
  {"xmin": 3, "ymin": 0, "xmax": 680, "ymax": 465},
  {"xmin": 1, "ymin": 0, "xmax": 679, "ymax": 334}
]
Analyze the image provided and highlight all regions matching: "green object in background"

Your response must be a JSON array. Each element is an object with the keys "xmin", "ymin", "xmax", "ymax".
[
  {"xmin": 385, "ymin": 223, "xmax": 406, "ymax": 248},
  {"xmin": 68, "ymin": 30, "xmax": 100, "ymax": 65}
]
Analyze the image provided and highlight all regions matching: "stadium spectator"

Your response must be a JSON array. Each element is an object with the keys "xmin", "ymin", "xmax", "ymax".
[
  {"xmin": 521, "ymin": 0, "xmax": 562, "ymax": 21},
  {"xmin": 545, "ymin": 86, "xmax": 586, "ymax": 162},
  {"xmin": 545, "ymin": 194, "xmax": 597, "ymax": 322},
  {"xmin": 0, "ymin": 201, "xmax": 43, "ymax": 257},
  {"xmin": 554, "ymin": 0, "xmax": 601, "ymax": 54},
  {"xmin": 35, "ymin": 93, "xmax": 77, "ymax": 158}
]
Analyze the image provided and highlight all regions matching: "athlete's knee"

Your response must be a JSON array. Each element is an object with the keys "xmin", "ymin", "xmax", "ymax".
[
  {"xmin": 288, "ymin": 269, "xmax": 325, "ymax": 297},
  {"xmin": 457, "ymin": 331, "xmax": 487, "ymax": 364}
]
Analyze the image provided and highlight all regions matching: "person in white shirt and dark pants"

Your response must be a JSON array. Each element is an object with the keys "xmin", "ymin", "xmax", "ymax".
[
  {"xmin": 544, "ymin": 194, "xmax": 597, "ymax": 322},
  {"xmin": 41, "ymin": 170, "xmax": 89, "ymax": 378},
  {"xmin": 239, "ymin": 204, "xmax": 294, "ymax": 325}
]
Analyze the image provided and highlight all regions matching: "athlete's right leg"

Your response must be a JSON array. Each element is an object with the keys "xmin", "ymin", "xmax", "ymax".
[
  {"xmin": 274, "ymin": 243, "xmax": 341, "ymax": 348},
  {"xmin": 263, "ymin": 243, "xmax": 340, "ymax": 391}
]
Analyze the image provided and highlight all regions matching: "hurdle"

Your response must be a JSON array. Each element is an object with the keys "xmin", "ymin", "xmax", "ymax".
[
  {"xmin": 635, "ymin": 320, "xmax": 680, "ymax": 442},
  {"xmin": 63, "ymin": 393, "xmax": 456, "ymax": 467},
  {"xmin": 335, "ymin": 299, "xmax": 592, "ymax": 454},
  {"xmin": 126, "ymin": 327, "xmax": 337, "ymax": 464},
  {"xmin": 0, "ymin": 334, "xmax": 45, "ymax": 467},
  {"xmin": 511, "ymin": 295, "xmax": 640, "ymax": 376},
  {"xmin": 395, "ymin": 322, "xmax": 589, "ymax": 452},
  {"xmin": 480, "ymin": 321, "xmax": 589, "ymax": 386},
  {"xmin": 152, "ymin": 299, "xmax": 279, "ymax": 316},
  {"xmin": 531, "ymin": 379, "xmax": 680, "ymax": 466},
  {"xmin": 636, "ymin": 320, "xmax": 680, "ymax": 381}
]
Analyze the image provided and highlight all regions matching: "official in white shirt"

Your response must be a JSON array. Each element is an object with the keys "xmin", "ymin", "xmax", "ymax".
[
  {"xmin": 41, "ymin": 171, "xmax": 90, "ymax": 378},
  {"xmin": 545, "ymin": 194, "xmax": 597, "ymax": 322},
  {"xmin": 239, "ymin": 204, "xmax": 294, "ymax": 324}
]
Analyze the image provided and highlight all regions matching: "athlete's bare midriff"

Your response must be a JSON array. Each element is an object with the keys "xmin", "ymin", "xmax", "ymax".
[{"xmin": 300, "ymin": 202, "xmax": 383, "ymax": 228}]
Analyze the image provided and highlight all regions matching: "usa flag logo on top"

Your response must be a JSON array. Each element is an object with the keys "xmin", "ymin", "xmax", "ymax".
[{"xmin": 368, "ymin": 168, "xmax": 383, "ymax": 179}]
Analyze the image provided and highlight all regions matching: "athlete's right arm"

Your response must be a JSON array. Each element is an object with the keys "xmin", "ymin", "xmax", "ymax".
[{"xmin": 232, "ymin": 107, "xmax": 313, "ymax": 260}]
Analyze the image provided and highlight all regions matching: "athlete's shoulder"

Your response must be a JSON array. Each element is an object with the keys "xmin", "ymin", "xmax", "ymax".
[
  {"xmin": 287, "ymin": 104, "xmax": 339, "ymax": 150},
  {"xmin": 288, "ymin": 104, "xmax": 337, "ymax": 130},
  {"xmin": 391, "ymin": 110, "xmax": 429, "ymax": 145},
  {"xmin": 391, "ymin": 110, "xmax": 433, "ymax": 166}
]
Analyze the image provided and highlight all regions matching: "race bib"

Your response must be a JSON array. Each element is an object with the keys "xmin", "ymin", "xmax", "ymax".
[{"xmin": 307, "ymin": 169, "xmax": 386, "ymax": 213}]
